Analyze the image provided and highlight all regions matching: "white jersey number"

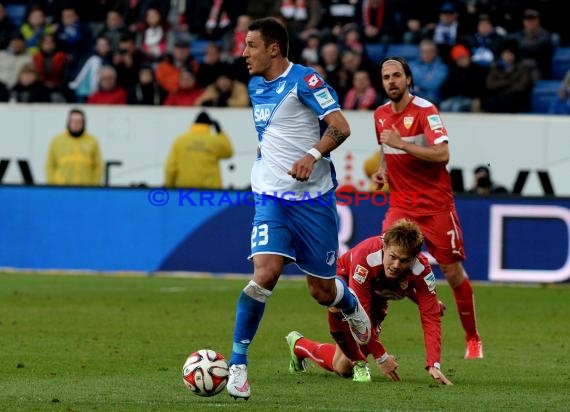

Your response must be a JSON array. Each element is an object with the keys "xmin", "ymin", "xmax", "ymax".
[{"xmin": 251, "ymin": 224, "xmax": 269, "ymax": 247}]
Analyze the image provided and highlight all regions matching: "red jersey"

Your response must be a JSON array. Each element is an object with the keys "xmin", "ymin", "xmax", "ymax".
[
  {"xmin": 374, "ymin": 95, "xmax": 455, "ymax": 214},
  {"xmin": 337, "ymin": 235, "xmax": 442, "ymax": 368}
]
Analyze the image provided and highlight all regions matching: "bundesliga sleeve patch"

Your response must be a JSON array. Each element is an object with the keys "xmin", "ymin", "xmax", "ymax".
[
  {"xmin": 304, "ymin": 73, "xmax": 323, "ymax": 89},
  {"xmin": 427, "ymin": 115, "xmax": 443, "ymax": 131},
  {"xmin": 352, "ymin": 264, "xmax": 369, "ymax": 284},
  {"xmin": 313, "ymin": 89, "xmax": 335, "ymax": 108},
  {"xmin": 423, "ymin": 272, "xmax": 436, "ymax": 292}
]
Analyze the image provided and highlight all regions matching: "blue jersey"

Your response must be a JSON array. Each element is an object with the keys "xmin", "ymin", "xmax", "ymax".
[{"xmin": 248, "ymin": 63, "xmax": 341, "ymax": 200}]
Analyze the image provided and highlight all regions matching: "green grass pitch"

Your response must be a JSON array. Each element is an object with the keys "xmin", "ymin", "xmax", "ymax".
[{"xmin": 1, "ymin": 273, "xmax": 569, "ymax": 411}]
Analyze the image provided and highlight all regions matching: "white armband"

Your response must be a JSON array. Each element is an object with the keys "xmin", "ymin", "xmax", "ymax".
[
  {"xmin": 307, "ymin": 148, "xmax": 322, "ymax": 161},
  {"xmin": 376, "ymin": 353, "xmax": 389, "ymax": 364}
]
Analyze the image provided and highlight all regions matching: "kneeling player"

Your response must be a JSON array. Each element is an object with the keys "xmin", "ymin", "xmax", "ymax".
[{"xmin": 286, "ymin": 218, "xmax": 453, "ymax": 385}]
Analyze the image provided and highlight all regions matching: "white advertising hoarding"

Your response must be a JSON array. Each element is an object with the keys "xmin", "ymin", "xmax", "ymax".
[{"xmin": 1, "ymin": 104, "xmax": 569, "ymax": 196}]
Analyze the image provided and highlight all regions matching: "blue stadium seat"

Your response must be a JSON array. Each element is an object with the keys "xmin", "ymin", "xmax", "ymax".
[
  {"xmin": 531, "ymin": 80, "xmax": 560, "ymax": 113},
  {"xmin": 190, "ymin": 39, "xmax": 223, "ymax": 62},
  {"xmin": 5, "ymin": 4, "xmax": 26, "ymax": 26},
  {"xmin": 190, "ymin": 39, "xmax": 210, "ymax": 62},
  {"xmin": 385, "ymin": 43, "xmax": 420, "ymax": 63},
  {"xmin": 551, "ymin": 47, "xmax": 570, "ymax": 80},
  {"xmin": 364, "ymin": 44, "xmax": 386, "ymax": 65},
  {"xmin": 191, "ymin": 39, "xmax": 211, "ymax": 55}
]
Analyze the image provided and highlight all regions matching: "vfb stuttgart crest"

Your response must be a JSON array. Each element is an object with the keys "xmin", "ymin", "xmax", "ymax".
[{"xmin": 403, "ymin": 116, "xmax": 414, "ymax": 129}]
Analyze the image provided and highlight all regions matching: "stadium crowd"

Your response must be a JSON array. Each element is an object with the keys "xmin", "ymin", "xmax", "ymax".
[{"xmin": 0, "ymin": 0, "xmax": 567, "ymax": 113}]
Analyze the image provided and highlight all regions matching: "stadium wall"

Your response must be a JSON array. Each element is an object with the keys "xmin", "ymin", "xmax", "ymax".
[
  {"xmin": 0, "ymin": 185, "xmax": 569, "ymax": 283},
  {"xmin": 1, "ymin": 105, "xmax": 570, "ymax": 196}
]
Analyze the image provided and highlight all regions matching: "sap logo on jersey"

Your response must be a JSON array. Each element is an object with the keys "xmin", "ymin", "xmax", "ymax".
[{"xmin": 253, "ymin": 104, "xmax": 276, "ymax": 124}]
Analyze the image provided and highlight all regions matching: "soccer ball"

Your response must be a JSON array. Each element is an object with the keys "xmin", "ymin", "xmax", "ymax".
[{"xmin": 182, "ymin": 349, "xmax": 229, "ymax": 397}]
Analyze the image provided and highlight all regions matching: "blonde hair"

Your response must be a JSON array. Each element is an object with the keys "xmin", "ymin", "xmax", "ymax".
[{"xmin": 383, "ymin": 218, "xmax": 424, "ymax": 256}]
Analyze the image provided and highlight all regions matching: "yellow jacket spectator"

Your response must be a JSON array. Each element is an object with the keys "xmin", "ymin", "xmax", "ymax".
[
  {"xmin": 46, "ymin": 109, "xmax": 103, "ymax": 185},
  {"xmin": 165, "ymin": 111, "xmax": 233, "ymax": 189}
]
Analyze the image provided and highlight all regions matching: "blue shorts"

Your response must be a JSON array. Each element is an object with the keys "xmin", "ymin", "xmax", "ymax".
[{"xmin": 249, "ymin": 190, "xmax": 339, "ymax": 278}]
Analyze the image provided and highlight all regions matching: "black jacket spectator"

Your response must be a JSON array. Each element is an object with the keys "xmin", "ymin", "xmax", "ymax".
[
  {"xmin": 509, "ymin": 8, "xmax": 554, "ymax": 80},
  {"xmin": 184, "ymin": 0, "xmax": 237, "ymax": 40},
  {"xmin": 127, "ymin": 64, "xmax": 166, "ymax": 105},
  {"xmin": 10, "ymin": 64, "xmax": 51, "ymax": 103},
  {"xmin": 96, "ymin": 10, "xmax": 130, "ymax": 52},
  {"xmin": 482, "ymin": 41, "xmax": 534, "ymax": 113},
  {"xmin": 440, "ymin": 44, "xmax": 489, "ymax": 112},
  {"xmin": 112, "ymin": 32, "xmax": 146, "ymax": 90},
  {"xmin": 195, "ymin": 42, "xmax": 231, "ymax": 88}
]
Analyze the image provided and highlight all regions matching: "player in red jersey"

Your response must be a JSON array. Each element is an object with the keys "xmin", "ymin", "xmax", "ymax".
[
  {"xmin": 370, "ymin": 56, "xmax": 483, "ymax": 359},
  {"xmin": 287, "ymin": 219, "xmax": 453, "ymax": 385}
]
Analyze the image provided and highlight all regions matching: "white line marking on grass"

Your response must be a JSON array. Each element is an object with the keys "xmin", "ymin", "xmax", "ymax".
[{"xmin": 158, "ymin": 287, "xmax": 187, "ymax": 293}]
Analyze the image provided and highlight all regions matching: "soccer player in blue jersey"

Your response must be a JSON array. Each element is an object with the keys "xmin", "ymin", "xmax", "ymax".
[{"xmin": 226, "ymin": 17, "xmax": 371, "ymax": 400}]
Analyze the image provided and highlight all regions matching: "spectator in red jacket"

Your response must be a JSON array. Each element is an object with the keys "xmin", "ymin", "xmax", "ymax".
[
  {"xmin": 33, "ymin": 33, "xmax": 68, "ymax": 91},
  {"xmin": 164, "ymin": 70, "xmax": 204, "ymax": 106},
  {"xmin": 87, "ymin": 65, "xmax": 127, "ymax": 104}
]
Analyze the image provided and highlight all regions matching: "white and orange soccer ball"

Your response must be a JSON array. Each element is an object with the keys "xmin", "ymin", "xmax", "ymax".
[{"xmin": 182, "ymin": 349, "xmax": 229, "ymax": 397}]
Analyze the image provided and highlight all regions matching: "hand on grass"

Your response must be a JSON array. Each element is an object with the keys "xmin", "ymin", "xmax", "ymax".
[
  {"xmin": 378, "ymin": 355, "xmax": 401, "ymax": 381},
  {"xmin": 428, "ymin": 367, "xmax": 453, "ymax": 385}
]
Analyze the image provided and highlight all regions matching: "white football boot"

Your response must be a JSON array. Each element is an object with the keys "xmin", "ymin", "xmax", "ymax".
[
  {"xmin": 342, "ymin": 289, "xmax": 371, "ymax": 345},
  {"xmin": 227, "ymin": 364, "xmax": 250, "ymax": 400}
]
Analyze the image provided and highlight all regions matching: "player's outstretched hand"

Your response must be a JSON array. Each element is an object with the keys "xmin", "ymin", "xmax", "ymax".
[
  {"xmin": 288, "ymin": 154, "xmax": 315, "ymax": 182},
  {"xmin": 438, "ymin": 300, "xmax": 446, "ymax": 317},
  {"xmin": 378, "ymin": 355, "xmax": 401, "ymax": 381},
  {"xmin": 428, "ymin": 367, "xmax": 453, "ymax": 385}
]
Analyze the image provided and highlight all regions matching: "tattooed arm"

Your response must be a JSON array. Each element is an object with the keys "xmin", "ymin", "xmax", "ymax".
[
  {"xmin": 316, "ymin": 110, "xmax": 351, "ymax": 154},
  {"xmin": 288, "ymin": 110, "xmax": 351, "ymax": 181}
]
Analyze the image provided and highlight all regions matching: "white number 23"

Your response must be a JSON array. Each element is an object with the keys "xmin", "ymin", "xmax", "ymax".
[{"xmin": 251, "ymin": 224, "xmax": 269, "ymax": 247}]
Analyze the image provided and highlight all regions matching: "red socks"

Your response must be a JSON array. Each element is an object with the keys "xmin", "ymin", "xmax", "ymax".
[
  {"xmin": 294, "ymin": 337, "xmax": 336, "ymax": 372},
  {"xmin": 452, "ymin": 279, "xmax": 480, "ymax": 340},
  {"xmin": 328, "ymin": 311, "xmax": 367, "ymax": 362},
  {"xmin": 293, "ymin": 310, "xmax": 371, "ymax": 373}
]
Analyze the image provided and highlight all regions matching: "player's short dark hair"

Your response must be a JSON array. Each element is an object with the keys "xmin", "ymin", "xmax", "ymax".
[
  {"xmin": 379, "ymin": 56, "xmax": 415, "ymax": 93},
  {"xmin": 248, "ymin": 17, "xmax": 289, "ymax": 58},
  {"xmin": 383, "ymin": 218, "xmax": 424, "ymax": 257}
]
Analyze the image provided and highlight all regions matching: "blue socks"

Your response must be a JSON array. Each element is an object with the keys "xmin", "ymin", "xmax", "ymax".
[
  {"xmin": 228, "ymin": 278, "xmax": 354, "ymax": 366},
  {"xmin": 332, "ymin": 277, "xmax": 357, "ymax": 314},
  {"xmin": 229, "ymin": 291, "xmax": 266, "ymax": 366}
]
